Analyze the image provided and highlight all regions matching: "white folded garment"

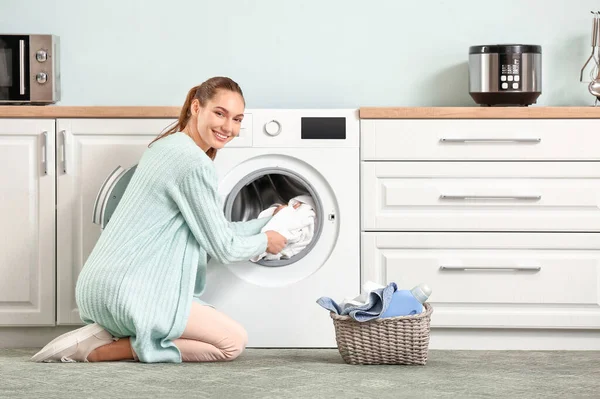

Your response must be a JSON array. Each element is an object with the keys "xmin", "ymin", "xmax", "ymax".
[{"xmin": 250, "ymin": 195, "xmax": 316, "ymax": 262}]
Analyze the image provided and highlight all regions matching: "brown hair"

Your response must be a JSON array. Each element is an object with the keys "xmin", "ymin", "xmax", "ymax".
[{"xmin": 149, "ymin": 76, "xmax": 244, "ymax": 160}]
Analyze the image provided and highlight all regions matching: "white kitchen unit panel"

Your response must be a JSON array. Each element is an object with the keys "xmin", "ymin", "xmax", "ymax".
[
  {"xmin": 362, "ymin": 161, "xmax": 600, "ymax": 232},
  {"xmin": 361, "ymin": 119, "xmax": 600, "ymax": 161},
  {"xmin": 0, "ymin": 119, "xmax": 55, "ymax": 325},
  {"xmin": 362, "ymin": 232, "xmax": 600, "ymax": 329},
  {"xmin": 55, "ymin": 118, "xmax": 174, "ymax": 324}
]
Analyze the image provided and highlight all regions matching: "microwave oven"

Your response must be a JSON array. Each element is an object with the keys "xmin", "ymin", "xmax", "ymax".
[{"xmin": 0, "ymin": 34, "xmax": 60, "ymax": 104}]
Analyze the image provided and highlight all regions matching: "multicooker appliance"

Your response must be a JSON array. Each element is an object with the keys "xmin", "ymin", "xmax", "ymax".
[{"xmin": 469, "ymin": 44, "xmax": 541, "ymax": 106}]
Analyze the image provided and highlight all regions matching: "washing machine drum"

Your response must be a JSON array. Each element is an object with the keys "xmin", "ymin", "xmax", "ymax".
[
  {"xmin": 223, "ymin": 169, "xmax": 323, "ymax": 268},
  {"xmin": 93, "ymin": 165, "xmax": 137, "ymax": 229}
]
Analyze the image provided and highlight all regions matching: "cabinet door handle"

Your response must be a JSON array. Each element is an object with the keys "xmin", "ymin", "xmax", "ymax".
[
  {"xmin": 440, "ymin": 195, "xmax": 541, "ymax": 201},
  {"xmin": 440, "ymin": 266, "xmax": 541, "ymax": 272},
  {"xmin": 19, "ymin": 40, "xmax": 25, "ymax": 95},
  {"xmin": 61, "ymin": 130, "xmax": 68, "ymax": 174},
  {"xmin": 439, "ymin": 138, "xmax": 541, "ymax": 144},
  {"xmin": 41, "ymin": 131, "xmax": 48, "ymax": 175}
]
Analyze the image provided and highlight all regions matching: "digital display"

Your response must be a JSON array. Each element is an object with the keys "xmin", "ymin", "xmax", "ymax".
[
  {"xmin": 499, "ymin": 53, "xmax": 522, "ymax": 91},
  {"xmin": 301, "ymin": 117, "xmax": 346, "ymax": 140}
]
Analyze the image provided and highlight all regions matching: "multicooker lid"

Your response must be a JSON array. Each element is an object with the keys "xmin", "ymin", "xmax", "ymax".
[{"xmin": 469, "ymin": 44, "xmax": 542, "ymax": 54}]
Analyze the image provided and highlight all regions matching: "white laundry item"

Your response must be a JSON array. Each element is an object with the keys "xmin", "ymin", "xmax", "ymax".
[
  {"xmin": 339, "ymin": 281, "xmax": 386, "ymax": 312},
  {"xmin": 250, "ymin": 195, "xmax": 316, "ymax": 262},
  {"xmin": 288, "ymin": 194, "xmax": 316, "ymax": 210}
]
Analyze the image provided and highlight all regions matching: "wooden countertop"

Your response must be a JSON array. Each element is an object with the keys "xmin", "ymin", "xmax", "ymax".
[
  {"xmin": 359, "ymin": 107, "xmax": 600, "ymax": 119},
  {"xmin": 3, "ymin": 106, "xmax": 600, "ymax": 119},
  {"xmin": 0, "ymin": 106, "xmax": 181, "ymax": 118}
]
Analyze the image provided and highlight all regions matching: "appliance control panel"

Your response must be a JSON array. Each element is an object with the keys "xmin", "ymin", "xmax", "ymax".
[
  {"xmin": 246, "ymin": 109, "xmax": 359, "ymax": 148},
  {"xmin": 499, "ymin": 53, "xmax": 521, "ymax": 91}
]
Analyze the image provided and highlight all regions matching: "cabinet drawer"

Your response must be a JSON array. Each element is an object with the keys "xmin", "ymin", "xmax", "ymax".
[
  {"xmin": 362, "ymin": 232, "xmax": 600, "ymax": 329},
  {"xmin": 362, "ymin": 162, "xmax": 600, "ymax": 232},
  {"xmin": 361, "ymin": 119, "xmax": 600, "ymax": 161}
]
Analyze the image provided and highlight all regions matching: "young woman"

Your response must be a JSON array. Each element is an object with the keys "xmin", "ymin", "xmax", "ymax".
[{"xmin": 32, "ymin": 77, "xmax": 289, "ymax": 363}]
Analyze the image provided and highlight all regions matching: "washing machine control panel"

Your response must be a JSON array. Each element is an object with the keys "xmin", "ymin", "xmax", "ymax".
[
  {"xmin": 262, "ymin": 117, "xmax": 345, "ymax": 140},
  {"xmin": 246, "ymin": 109, "xmax": 359, "ymax": 148}
]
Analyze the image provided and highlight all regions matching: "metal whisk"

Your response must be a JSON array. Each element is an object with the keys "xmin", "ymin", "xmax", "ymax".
[{"xmin": 580, "ymin": 11, "xmax": 600, "ymax": 83}]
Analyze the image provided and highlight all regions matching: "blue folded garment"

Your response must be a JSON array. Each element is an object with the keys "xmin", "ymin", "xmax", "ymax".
[{"xmin": 316, "ymin": 282, "xmax": 397, "ymax": 322}]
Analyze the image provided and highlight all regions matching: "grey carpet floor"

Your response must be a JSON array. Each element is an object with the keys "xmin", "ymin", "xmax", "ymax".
[{"xmin": 1, "ymin": 349, "xmax": 598, "ymax": 398}]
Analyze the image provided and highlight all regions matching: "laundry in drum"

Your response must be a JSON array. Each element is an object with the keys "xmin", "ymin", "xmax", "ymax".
[{"xmin": 250, "ymin": 195, "xmax": 316, "ymax": 262}]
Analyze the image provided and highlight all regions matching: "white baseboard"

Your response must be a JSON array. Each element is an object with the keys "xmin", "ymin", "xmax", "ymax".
[
  {"xmin": 2, "ymin": 327, "xmax": 600, "ymax": 350},
  {"xmin": 0, "ymin": 326, "xmax": 78, "ymax": 349},
  {"xmin": 430, "ymin": 328, "xmax": 600, "ymax": 350}
]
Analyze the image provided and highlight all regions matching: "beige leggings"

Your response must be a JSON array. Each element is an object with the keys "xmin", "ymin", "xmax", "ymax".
[{"xmin": 132, "ymin": 302, "xmax": 248, "ymax": 362}]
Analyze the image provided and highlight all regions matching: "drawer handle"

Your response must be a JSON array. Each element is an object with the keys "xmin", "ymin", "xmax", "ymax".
[
  {"xmin": 440, "ymin": 195, "xmax": 542, "ymax": 201},
  {"xmin": 439, "ymin": 138, "xmax": 541, "ymax": 144},
  {"xmin": 440, "ymin": 266, "xmax": 541, "ymax": 272}
]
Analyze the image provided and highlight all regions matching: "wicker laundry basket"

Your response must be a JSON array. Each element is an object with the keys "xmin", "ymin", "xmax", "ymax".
[{"xmin": 329, "ymin": 303, "xmax": 433, "ymax": 365}]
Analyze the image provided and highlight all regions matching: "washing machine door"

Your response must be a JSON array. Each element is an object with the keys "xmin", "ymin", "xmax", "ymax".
[
  {"xmin": 92, "ymin": 165, "xmax": 137, "ymax": 229},
  {"xmin": 212, "ymin": 153, "xmax": 341, "ymax": 288},
  {"xmin": 223, "ymin": 167, "xmax": 325, "ymax": 268}
]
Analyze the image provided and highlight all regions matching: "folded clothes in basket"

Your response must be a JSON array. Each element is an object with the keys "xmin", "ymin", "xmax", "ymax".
[{"xmin": 316, "ymin": 282, "xmax": 397, "ymax": 322}]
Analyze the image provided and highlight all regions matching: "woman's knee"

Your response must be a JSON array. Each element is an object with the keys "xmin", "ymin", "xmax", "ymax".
[{"xmin": 221, "ymin": 327, "xmax": 248, "ymax": 360}]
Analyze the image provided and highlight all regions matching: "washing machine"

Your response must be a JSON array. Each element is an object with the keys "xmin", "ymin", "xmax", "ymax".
[{"xmin": 93, "ymin": 109, "xmax": 360, "ymax": 348}]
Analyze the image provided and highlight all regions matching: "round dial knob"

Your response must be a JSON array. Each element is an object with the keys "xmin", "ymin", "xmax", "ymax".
[
  {"xmin": 264, "ymin": 120, "xmax": 281, "ymax": 136},
  {"xmin": 36, "ymin": 72, "xmax": 48, "ymax": 84},
  {"xmin": 36, "ymin": 50, "xmax": 47, "ymax": 62}
]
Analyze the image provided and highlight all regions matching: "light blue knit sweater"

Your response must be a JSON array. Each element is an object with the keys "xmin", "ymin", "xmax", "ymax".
[{"xmin": 75, "ymin": 132, "xmax": 270, "ymax": 363}]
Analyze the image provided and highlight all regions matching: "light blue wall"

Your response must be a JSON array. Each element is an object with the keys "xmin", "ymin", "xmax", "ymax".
[{"xmin": 1, "ymin": 0, "xmax": 597, "ymax": 107}]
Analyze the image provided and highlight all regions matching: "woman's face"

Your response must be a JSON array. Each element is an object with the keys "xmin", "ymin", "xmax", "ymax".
[{"xmin": 188, "ymin": 89, "xmax": 245, "ymax": 152}]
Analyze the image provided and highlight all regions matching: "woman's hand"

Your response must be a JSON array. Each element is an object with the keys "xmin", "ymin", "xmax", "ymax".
[{"xmin": 265, "ymin": 231, "xmax": 287, "ymax": 254}]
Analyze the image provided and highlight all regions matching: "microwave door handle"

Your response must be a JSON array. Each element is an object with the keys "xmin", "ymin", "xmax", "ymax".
[{"xmin": 19, "ymin": 40, "xmax": 25, "ymax": 95}]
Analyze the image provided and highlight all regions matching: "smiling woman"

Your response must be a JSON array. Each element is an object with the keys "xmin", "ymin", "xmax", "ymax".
[
  {"xmin": 150, "ymin": 76, "xmax": 246, "ymax": 160},
  {"xmin": 31, "ymin": 76, "xmax": 290, "ymax": 364}
]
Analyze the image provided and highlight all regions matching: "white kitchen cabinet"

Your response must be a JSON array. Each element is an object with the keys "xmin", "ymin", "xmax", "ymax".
[
  {"xmin": 361, "ymin": 119, "xmax": 600, "ymax": 161},
  {"xmin": 362, "ymin": 232, "xmax": 600, "ymax": 329},
  {"xmin": 362, "ymin": 161, "xmax": 600, "ymax": 232},
  {"xmin": 55, "ymin": 118, "xmax": 174, "ymax": 324},
  {"xmin": 0, "ymin": 119, "xmax": 55, "ymax": 326},
  {"xmin": 360, "ymin": 117, "xmax": 600, "ymax": 334}
]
